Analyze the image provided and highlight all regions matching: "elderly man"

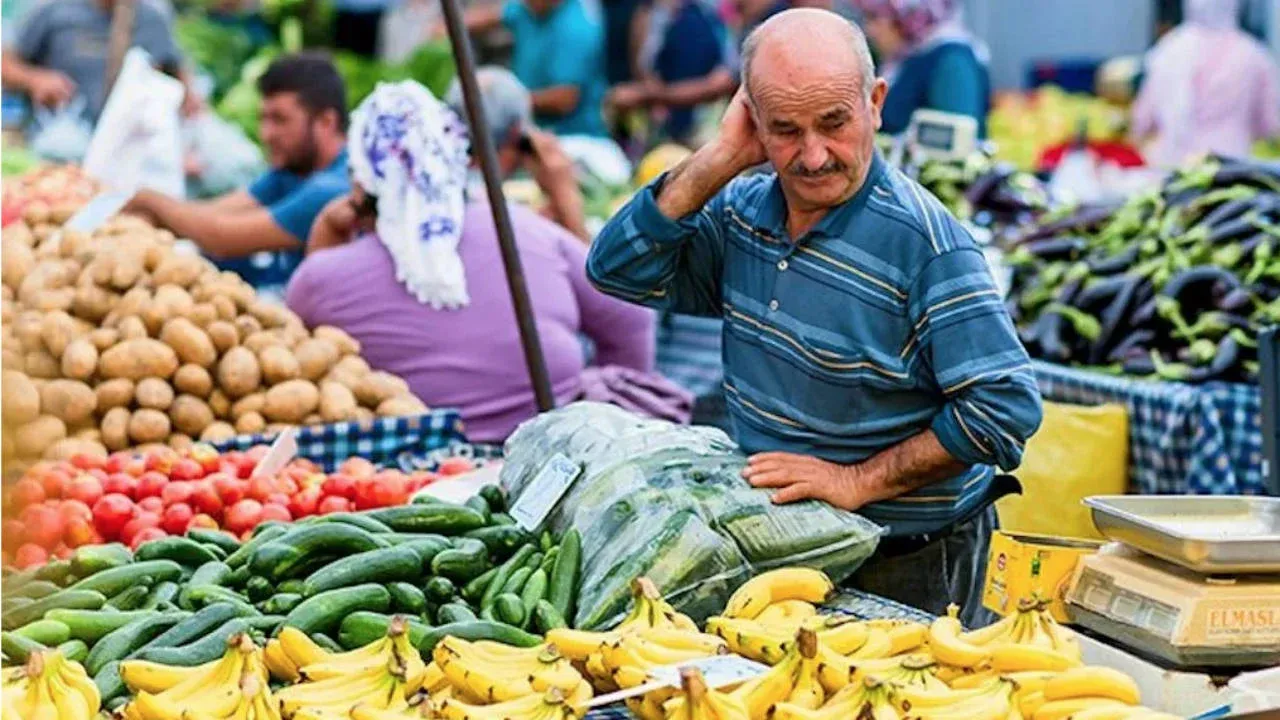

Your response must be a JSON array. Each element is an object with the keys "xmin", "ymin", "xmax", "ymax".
[{"xmin": 587, "ymin": 9, "xmax": 1041, "ymax": 623}]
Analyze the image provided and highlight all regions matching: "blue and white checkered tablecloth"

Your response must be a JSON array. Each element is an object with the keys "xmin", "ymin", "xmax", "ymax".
[
  {"xmin": 210, "ymin": 410, "xmax": 468, "ymax": 472},
  {"xmin": 1033, "ymin": 361, "xmax": 1265, "ymax": 496}
]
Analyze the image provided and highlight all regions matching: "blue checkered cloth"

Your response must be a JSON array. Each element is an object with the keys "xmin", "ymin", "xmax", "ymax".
[
  {"xmin": 1033, "ymin": 361, "xmax": 1265, "ymax": 496},
  {"xmin": 210, "ymin": 410, "xmax": 467, "ymax": 472}
]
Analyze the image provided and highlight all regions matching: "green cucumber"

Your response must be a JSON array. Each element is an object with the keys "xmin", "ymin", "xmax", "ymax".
[
  {"xmin": 417, "ymin": 621, "xmax": 540, "ymax": 654},
  {"xmin": 539, "ymin": 547, "xmax": 560, "ymax": 575},
  {"xmin": 490, "ymin": 513, "xmax": 516, "ymax": 526},
  {"xmin": 310, "ymin": 633, "xmax": 344, "ymax": 652},
  {"xmin": 501, "ymin": 567, "xmax": 533, "ymax": 596},
  {"xmin": 224, "ymin": 524, "xmax": 288, "ymax": 569},
  {"xmin": 13, "ymin": 580, "xmax": 61, "ymax": 600},
  {"xmin": 1, "ymin": 631, "xmax": 45, "ymax": 662},
  {"xmin": 179, "ymin": 585, "xmax": 260, "ymax": 616},
  {"xmin": 479, "ymin": 606, "xmax": 497, "ymax": 622},
  {"xmin": 461, "ymin": 567, "xmax": 499, "ymax": 604},
  {"xmin": 532, "ymin": 600, "xmax": 567, "ymax": 633},
  {"xmin": 481, "ymin": 544, "xmax": 535, "ymax": 611},
  {"xmin": 94, "ymin": 662, "xmax": 127, "ymax": 704},
  {"xmin": 436, "ymin": 603, "xmax": 477, "ymax": 624},
  {"xmin": 56, "ymin": 639, "xmax": 89, "ymax": 663},
  {"xmin": 245, "ymin": 576, "xmax": 274, "ymax": 603},
  {"xmin": 387, "ymin": 582, "xmax": 428, "ymax": 615},
  {"xmin": 67, "ymin": 560, "xmax": 183, "ymax": 598},
  {"xmin": 478, "ymin": 484, "xmax": 506, "ymax": 513},
  {"xmin": 84, "ymin": 612, "xmax": 187, "ymax": 675},
  {"xmin": 252, "ymin": 520, "xmax": 289, "ymax": 537},
  {"xmin": 135, "ymin": 537, "xmax": 220, "ymax": 567},
  {"xmin": 519, "ymin": 569, "xmax": 547, "ymax": 626},
  {"xmin": 189, "ymin": 561, "xmax": 232, "ymax": 587},
  {"xmin": 275, "ymin": 579, "xmax": 303, "ymax": 595},
  {"xmin": 2, "ymin": 589, "xmax": 107, "ymax": 630},
  {"xmin": 423, "ymin": 576, "xmax": 456, "ymax": 604},
  {"xmin": 132, "ymin": 618, "xmax": 250, "ymax": 665},
  {"xmin": 187, "ymin": 528, "xmax": 242, "ymax": 556},
  {"xmin": 44, "ymin": 609, "xmax": 151, "ymax": 644},
  {"xmin": 223, "ymin": 565, "xmax": 251, "ymax": 589},
  {"xmin": 283, "ymin": 584, "xmax": 390, "ymax": 635},
  {"xmin": 548, "ymin": 530, "xmax": 580, "ymax": 621},
  {"xmin": 250, "ymin": 525, "xmax": 388, "ymax": 581},
  {"xmin": 247, "ymin": 615, "xmax": 285, "ymax": 634},
  {"xmin": 142, "ymin": 581, "xmax": 180, "ymax": 610},
  {"xmin": 464, "ymin": 495, "xmax": 492, "ymax": 525},
  {"xmin": 494, "ymin": 594, "xmax": 526, "ymax": 626},
  {"xmin": 300, "ymin": 546, "xmax": 421, "ymax": 597},
  {"xmin": 539, "ymin": 531, "xmax": 554, "ymax": 552},
  {"xmin": 135, "ymin": 603, "xmax": 251, "ymax": 657},
  {"xmin": 463, "ymin": 526, "xmax": 534, "ymax": 558},
  {"xmin": 107, "ymin": 586, "xmax": 149, "ymax": 611},
  {"xmin": 3, "ymin": 597, "xmax": 33, "ymax": 613},
  {"xmin": 2, "ymin": 568, "xmax": 40, "ymax": 594},
  {"xmin": 13, "ymin": 618, "xmax": 70, "ymax": 645},
  {"xmin": 35, "ymin": 560, "xmax": 73, "ymax": 584},
  {"xmin": 430, "ymin": 539, "xmax": 488, "ymax": 582},
  {"xmin": 261, "ymin": 593, "xmax": 304, "ymax": 615},
  {"xmin": 336, "ymin": 612, "xmax": 430, "ymax": 650},
  {"xmin": 307, "ymin": 512, "xmax": 393, "ymax": 534},
  {"xmin": 389, "ymin": 536, "xmax": 452, "ymax": 566},
  {"xmin": 365, "ymin": 504, "xmax": 487, "ymax": 535}
]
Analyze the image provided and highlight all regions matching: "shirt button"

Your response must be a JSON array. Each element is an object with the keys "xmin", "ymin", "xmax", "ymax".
[
  {"xmin": 768, "ymin": 299, "xmax": 779, "ymax": 312},
  {"xmin": 777, "ymin": 259, "xmax": 788, "ymax": 271}
]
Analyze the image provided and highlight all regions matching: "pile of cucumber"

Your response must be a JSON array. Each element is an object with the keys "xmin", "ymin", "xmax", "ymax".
[{"xmin": 0, "ymin": 485, "xmax": 582, "ymax": 707}]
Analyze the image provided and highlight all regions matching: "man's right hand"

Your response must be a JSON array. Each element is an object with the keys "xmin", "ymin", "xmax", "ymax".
[
  {"xmin": 653, "ymin": 88, "xmax": 766, "ymax": 221},
  {"xmin": 709, "ymin": 88, "xmax": 768, "ymax": 175},
  {"xmin": 26, "ymin": 69, "xmax": 75, "ymax": 108}
]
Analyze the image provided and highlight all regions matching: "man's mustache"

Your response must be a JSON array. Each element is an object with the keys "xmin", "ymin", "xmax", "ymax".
[{"xmin": 789, "ymin": 159, "xmax": 846, "ymax": 177}]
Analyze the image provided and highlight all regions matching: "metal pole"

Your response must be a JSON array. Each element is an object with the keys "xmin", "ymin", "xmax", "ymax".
[
  {"xmin": 437, "ymin": 0, "xmax": 556, "ymax": 412},
  {"xmin": 105, "ymin": 0, "xmax": 136, "ymax": 98}
]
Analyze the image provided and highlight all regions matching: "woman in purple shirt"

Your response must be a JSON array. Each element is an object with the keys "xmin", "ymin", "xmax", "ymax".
[{"xmin": 286, "ymin": 81, "xmax": 675, "ymax": 442}]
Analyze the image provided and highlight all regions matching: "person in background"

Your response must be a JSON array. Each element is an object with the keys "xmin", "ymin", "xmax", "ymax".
[
  {"xmin": 457, "ymin": 0, "xmax": 609, "ymax": 137},
  {"xmin": 123, "ymin": 53, "xmax": 350, "ymax": 296},
  {"xmin": 289, "ymin": 82, "xmax": 677, "ymax": 443},
  {"xmin": 446, "ymin": 67, "xmax": 591, "ymax": 242},
  {"xmin": 1, "ymin": 0, "xmax": 202, "ymax": 117},
  {"xmin": 851, "ymin": 0, "xmax": 989, "ymax": 137},
  {"xmin": 333, "ymin": 0, "xmax": 396, "ymax": 57},
  {"xmin": 1131, "ymin": 0, "xmax": 1280, "ymax": 167}
]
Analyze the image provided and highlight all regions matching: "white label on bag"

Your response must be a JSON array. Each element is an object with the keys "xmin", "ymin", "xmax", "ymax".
[
  {"xmin": 508, "ymin": 453, "xmax": 580, "ymax": 531},
  {"xmin": 586, "ymin": 655, "xmax": 768, "ymax": 707}
]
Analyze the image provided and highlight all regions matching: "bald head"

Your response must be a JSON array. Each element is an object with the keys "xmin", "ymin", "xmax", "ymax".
[{"xmin": 740, "ymin": 9, "xmax": 876, "ymax": 102}]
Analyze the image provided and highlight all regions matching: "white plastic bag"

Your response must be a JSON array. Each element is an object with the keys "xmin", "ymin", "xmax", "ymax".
[
  {"xmin": 184, "ymin": 112, "xmax": 265, "ymax": 198},
  {"xmin": 82, "ymin": 48, "xmax": 186, "ymax": 197},
  {"xmin": 379, "ymin": 0, "xmax": 438, "ymax": 64},
  {"xmin": 28, "ymin": 98, "xmax": 93, "ymax": 163}
]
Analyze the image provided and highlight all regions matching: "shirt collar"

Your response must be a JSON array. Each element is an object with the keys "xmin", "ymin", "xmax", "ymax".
[{"xmin": 754, "ymin": 150, "xmax": 887, "ymax": 241}]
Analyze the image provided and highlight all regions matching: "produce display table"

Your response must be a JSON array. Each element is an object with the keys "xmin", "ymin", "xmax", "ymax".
[{"xmin": 1033, "ymin": 361, "xmax": 1264, "ymax": 495}]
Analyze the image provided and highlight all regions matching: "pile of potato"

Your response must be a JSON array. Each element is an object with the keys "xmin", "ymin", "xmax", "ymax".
[{"xmin": 1, "ymin": 211, "xmax": 428, "ymax": 473}]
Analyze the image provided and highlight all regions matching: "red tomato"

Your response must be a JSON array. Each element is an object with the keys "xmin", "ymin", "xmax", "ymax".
[
  {"xmin": 212, "ymin": 475, "xmax": 246, "ymax": 505},
  {"xmin": 190, "ymin": 482, "xmax": 223, "ymax": 519},
  {"xmin": 101, "ymin": 472, "xmax": 138, "ymax": 499},
  {"xmin": 145, "ymin": 449, "xmax": 178, "ymax": 475},
  {"xmin": 188, "ymin": 443, "xmax": 222, "ymax": 474},
  {"xmin": 58, "ymin": 499, "xmax": 93, "ymax": 524},
  {"xmin": 129, "ymin": 527, "xmax": 167, "ymax": 550},
  {"xmin": 351, "ymin": 478, "xmax": 377, "ymax": 511},
  {"xmin": 260, "ymin": 503, "xmax": 292, "ymax": 524},
  {"xmin": 273, "ymin": 475, "xmax": 299, "ymax": 497},
  {"xmin": 289, "ymin": 486, "xmax": 323, "ymax": 519},
  {"xmin": 264, "ymin": 492, "xmax": 291, "ymax": 509},
  {"xmin": 217, "ymin": 460, "xmax": 239, "ymax": 478},
  {"xmin": 20, "ymin": 505, "xmax": 64, "ymax": 549},
  {"xmin": 86, "ymin": 468, "xmax": 108, "ymax": 483},
  {"xmin": 104, "ymin": 452, "xmax": 132, "ymax": 475},
  {"xmin": 371, "ymin": 474, "xmax": 408, "ymax": 507},
  {"xmin": 9, "ymin": 478, "xmax": 45, "ymax": 508},
  {"xmin": 14, "ymin": 544, "xmax": 48, "ymax": 569},
  {"xmin": 321, "ymin": 474, "xmax": 356, "ymax": 500},
  {"xmin": 160, "ymin": 481, "xmax": 195, "ymax": 507},
  {"xmin": 317, "ymin": 495, "xmax": 351, "ymax": 514},
  {"xmin": 91, "ymin": 494, "xmax": 135, "ymax": 540},
  {"xmin": 161, "ymin": 503, "xmax": 194, "ymax": 535},
  {"xmin": 137, "ymin": 496, "xmax": 164, "ymax": 514},
  {"xmin": 186, "ymin": 514, "xmax": 219, "ymax": 531},
  {"xmin": 38, "ymin": 468, "xmax": 72, "ymax": 499},
  {"xmin": 63, "ymin": 519, "xmax": 101, "ymax": 548},
  {"xmin": 63, "ymin": 474, "xmax": 104, "ymax": 507},
  {"xmin": 120, "ymin": 513, "xmax": 162, "ymax": 546},
  {"xmin": 3, "ymin": 520, "xmax": 26, "ymax": 549},
  {"xmin": 245, "ymin": 476, "xmax": 275, "ymax": 502},
  {"xmin": 246, "ymin": 445, "xmax": 270, "ymax": 463},
  {"xmin": 339, "ymin": 457, "xmax": 377, "ymax": 479},
  {"xmin": 124, "ymin": 457, "xmax": 147, "ymax": 477},
  {"xmin": 170, "ymin": 459, "xmax": 204, "ymax": 482},
  {"xmin": 437, "ymin": 458, "xmax": 475, "ymax": 476},
  {"xmin": 223, "ymin": 499, "xmax": 264, "ymax": 535},
  {"xmin": 234, "ymin": 455, "xmax": 258, "ymax": 480},
  {"xmin": 135, "ymin": 471, "xmax": 169, "ymax": 499},
  {"xmin": 69, "ymin": 453, "xmax": 104, "ymax": 471}
]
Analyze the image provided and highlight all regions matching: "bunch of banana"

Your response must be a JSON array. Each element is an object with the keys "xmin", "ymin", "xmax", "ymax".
[
  {"xmin": 772, "ymin": 675, "xmax": 900, "ymax": 720},
  {"xmin": 1, "ymin": 650, "xmax": 100, "ymax": 720},
  {"xmin": 1018, "ymin": 666, "xmax": 1141, "ymax": 720},
  {"xmin": 959, "ymin": 599, "xmax": 1082, "ymax": 667},
  {"xmin": 264, "ymin": 628, "xmax": 327, "ymax": 683},
  {"xmin": 755, "ymin": 600, "xmax": 819, "ymax": 632},
  {"xmin": 432, "ymin": 687, "xmax": 580, "ymax": 720},
  {"xmin": 926, "ymin": 605, "xmax": 991, "ymax": 670},
  {"xmin": 433, "ymin": 637, "xmax": 591, "ymax": 709},
  {"xmin": 849, "ymin": 654, "xmax": 950, "ymax": 693},
  {"xmin": 122, "ymin": 634, "xmax": 269, "ymax": 720},
  {"xmin": 895, "ymin": 676, "xmax": 1015, "ymax": 720},
  {"xmin": 723, "ymin": 568, "xmax": 835, "ymax": 620},
  {"xmin": 662, "ymin": 667, "xmax": 751, "ymax": 720},
  {"xmin": 865, "ymin": 620, "xmax": 929, "ymax": 656},
  {"xmin": 690, "ymin": 627, "xmax": 826, "ymax": 720}
]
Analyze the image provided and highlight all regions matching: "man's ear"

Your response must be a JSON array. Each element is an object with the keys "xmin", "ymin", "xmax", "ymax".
[{"xmin": 869, "ymin": 77, "xmax": 888, "ymax": 130}]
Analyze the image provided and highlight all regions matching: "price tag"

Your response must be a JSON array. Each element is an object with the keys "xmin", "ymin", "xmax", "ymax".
[
  {"xmin": 251, "ymin": 426, "xmax": 298, "ymax": 479},
  {"xmin": 508, "ymin": 453, "xmax": 580, "ymax": 531},
  {"xmin": 586, "ymin": 655, "xmax": 768, "ymax": 708}
]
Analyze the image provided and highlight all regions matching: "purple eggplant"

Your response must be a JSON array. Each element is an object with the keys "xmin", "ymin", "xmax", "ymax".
[
  {"xmin": 1022, "ymin": 237, "xmax": 1089, "ymax": 263},
  {"xmin": 1089, "ymin": 276, "xmax": 1146, "ymax": 364},
  {"xmin": 1107, "ymin": 329, "xmax": 1157, "ymax": 363},
  {"xmin": 1186, "ymin": 335, "xmax": 1242, "ymax": 382},
  {"xmin": 1015, "ymin": 204, "xmax": 1119, "ymax": 243},
  {"xmin": 1086, "ymin": 247, "xmax": 1139, "ymax": 276}
]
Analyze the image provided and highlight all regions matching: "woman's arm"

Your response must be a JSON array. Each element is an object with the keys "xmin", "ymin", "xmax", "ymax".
[{"xmin": 562, "ymin": 234, "xmax": 656, "ymax": 370}]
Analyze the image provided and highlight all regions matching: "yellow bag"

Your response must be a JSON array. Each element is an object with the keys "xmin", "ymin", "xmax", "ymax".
[{"xmin": 998, "ymin": 401, "xmax": 1129, "ymax": 540}]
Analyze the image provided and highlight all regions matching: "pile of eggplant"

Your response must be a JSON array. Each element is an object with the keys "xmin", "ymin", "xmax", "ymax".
[
  {"xmin": 912, "ymin": 151, "xmax": 1051, "ymax": 230},
  {"xmin": 1007, "ymin": 156, "xmax": 1280, "ymax": 383}
]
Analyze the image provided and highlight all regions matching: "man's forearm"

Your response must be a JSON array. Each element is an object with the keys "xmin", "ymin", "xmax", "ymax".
[
  {"xmin": 545, "ymin": 185, "xmax": 590, "ymax": 243},
  {"xmin": 855, "ymin": 430, "xmax": 966, "ymax": 505},
  {"xmin": 2, "ymin": 51, "xmax": 37, "ymax": 92},
  {"xmin": 531, "ymin": 85, "xmax": 580, "ymax": 117},
  {"xmin": 655, "ymin": 143, "xmax": 742, "ymax": 220}
]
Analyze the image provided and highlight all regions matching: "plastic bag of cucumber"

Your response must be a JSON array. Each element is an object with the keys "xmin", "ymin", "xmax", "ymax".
[
  {"xmin": 501, "ymin": 403, "xmax": 884, "ymax": 631},
  {"xmin": 0, "ymin": 494, "xmax": 581, "ymax": 709}
]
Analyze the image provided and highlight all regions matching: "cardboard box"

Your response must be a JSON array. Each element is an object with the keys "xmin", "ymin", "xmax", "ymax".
[{"xmin": 983, "ymin": 531, "xmax": 1103, "ymax": 622}]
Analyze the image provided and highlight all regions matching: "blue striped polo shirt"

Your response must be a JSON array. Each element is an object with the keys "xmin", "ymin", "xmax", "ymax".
[{"xmin": 587, "ymin": 152, "xmax": 1043, "ymax": 537}]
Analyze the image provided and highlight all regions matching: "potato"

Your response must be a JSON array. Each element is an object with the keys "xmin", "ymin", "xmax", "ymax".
[
  {"xmin": 142, "ymin": 286, "xmax": 195, "ymax": 335},
  {"xmin": 24, "ymin": 350, "xmax": 59, "ymax": 379},
  {"xmin": 160, "ymin": 318, "xmax": 217, "ymax": 368},
  {"xmin": 128, "ymin": 408, "xmax": 171, "ymax": 444},
  {"xmin": 45, "ymin": 438, "xmax": 108, "ymax": 461},
  {"xmin": 314, "ymin": 326, "xmax": 361, "ymax": 356},
  {"xmin": 135, "ymin": 377, "xmax": 175, "ymax": 410},
  {"xmin": 259, "ymin": 345, "xmax": 301, "ymax": 385},
  {"xmin": 167, "ymin": 434, "xmax": 194, "ymax": 451},
  {"xmin": 249, "ymin": 300, "xmax": 291, "ymax": 329},
  {"xmin": 2, "ymin": 349, "xmax": 24, "ymax": 372},
  {"xmin": 212, "ymin": 295, "xmax": 237, "ymax": 321},
  {"xmin": 23, "ymin": 202, "xmax": 50, "ymax": 226},
  {"xmin": 377, "ymin": 395, "xmax": 428, "ymax": 417},
  {"xmin": 354, "ymin": 407, "xmax": 376, "ymax": 423},
  {"xmin": 60, "ymin": 339, "xmax": 98, "ymax": 380},
  {"xmin": 263, "ymin": 380, "xmax": 320, "ymax": 423},
  {"xmin": 295, "ymin": 338, "xmax": 338, "ymax": 381},
  {"xmin": 152, "ymin": 254, "xmax": 206, "ymax": 287},
  {"xmin": 41, "ymin": 310, "xmax": 77, "ymax": 358},
  {"xmin": 170, "ymin": 394, "xmax": 215, "ymax": 437},
  {"xmin": 40, "ymin": 379, "xmax": 97, "ymax": 425},
  {"xmin": 233, "ymin": 315, "xmax": 262, "ymax": 339},
  {"xmin": 174, "ymin": 364, "xmax": 213, "ymax": 398},
  {"xmin": 355, "ymin": 371, "xmax": 410, "ymax": 408},
  {"xmin": 217, "ymin": 347, "xmax": 261, "ymax": 399},
  {"xmin": 99, "ymin": 338, "xmax": 179, "ymax": 380},
  {"xmin": 235, "ymin": 411, "xmax": 266, "ymax": 434},
  {"xmin": 58, "ymin": 229, "xmax": 91, "ymax": 259},
  {"xmin": 89, "ymin": 328, "xmax": 120, "ymax": 352},
  {"xmin": 72, "ymin": 282, "xmax": 116, "ymax": 323},
  {"xmin": 230, "ymin": 392, "xmax": 266, "ymax": 420},
  {"xmin": 303, "ymin": 413, "xmax": 322, "ymax": 425},
  {"xmin": 319, "ymin": 381, "xmax": 358, "ymax": 422},
  {"xmin": 265, "ymin": 423, "xmax": 294, "ymax": 435},
  {"xmin": 200, "ymin": 421, "xmax": 237, "ymax": 443},
  {"xmin": 117, "ymin": 316, "xmax": 149, "ymax": 340},
  {"xmin": 95, "ymin": 378, "xmax": 134, "ymax": 410},
  {"xmin": 2, "ymin": 370, "xmax": 40, "ymax": 424},
  {"xmin": 208, "ymin": 389, "xmax": 231, "ymax": 418},
  {"xmin": 2, "ymin": 235, "xmax": 35, "ymax": 290},
  {"xmin": 207, "ymin": 321, "xmax": 238, "ymax": 353},
  {"xmin": 282, "ymin": 322, "xmax": 309, "ymax": 349},
  {"xmin": 243, "ymin": 331, "xmax": 283, "ymax": 355},
  {"xmin": 100, "ymin": 406, "xmax": 131, "ymax": 451},
  {"xmin": 113, "ymin": 287, "xmax": 151, "ymax": 319},
  {"xmin": 186, "ymin": 302, "xmax": 217, "ymax": 328},
  {"xmin": 108, "ymin": 251, "xmax": 144, "ymax": 290},
  {"xmin": 15, "ymin": 415, "xmax": 66, "ymax": 458}
]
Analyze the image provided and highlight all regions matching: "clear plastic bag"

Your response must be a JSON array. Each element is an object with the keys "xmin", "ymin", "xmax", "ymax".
[
  {"xmin": 501, "ymin": 402, "xmax": 884, "ymax": 629},
  {"xmin": 184, "ymin": 112, "xmax": 265, "ymax": 198},
  {"xmin": 29, "ymin": 98, "xmax": 93, "ymax": 163}
]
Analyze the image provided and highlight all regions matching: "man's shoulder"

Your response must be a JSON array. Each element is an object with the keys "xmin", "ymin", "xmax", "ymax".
[
  {"xmin": 864, "ymin": 165, "xmax": 977, "ymax": 257},
  {"xmin": 720, "ymin": 172, "xmax": 775, "ymax": 211}
]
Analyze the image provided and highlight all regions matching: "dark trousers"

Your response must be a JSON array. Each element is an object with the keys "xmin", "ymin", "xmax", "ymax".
[
  {"xmin": 333, "ymin": 9, "xmax": 384, "ymax": 57},
  {"xmin": 850, "ymin": 505, "xmax": 999, "ymax": 628}
]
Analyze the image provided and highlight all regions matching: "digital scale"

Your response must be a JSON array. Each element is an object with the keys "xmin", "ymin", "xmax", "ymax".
[{"xmin": 886, "ymin": 109, "xmax": 980, "ymax": 167}]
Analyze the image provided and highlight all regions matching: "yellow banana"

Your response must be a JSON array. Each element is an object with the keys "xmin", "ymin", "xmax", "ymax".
[
  {"xmin": 705, "ymin": 617, "xmax": 791, "ymax": 665},
  {"xmin": 278, "ymin": 627, "xmax": 330, "ymax": 669},
  {"xmin": 731, "ymin": 654, "xmax": 800, "ymax": 718},
  {"xmin": 947, "ymin": 671, "xmax": 998, "ymax": 690},
  {"xmin": 848, "ymin": 629, "xmax": 895, "ymax": 660},
  {"xmin": 959, "ymin": 613, "xmax": 1018, "ymax": 647},
  {"xmin": 724, "ymin": 569, "xmax": 835, "ymax": 620},
  {"xmin": 812, "ymin": 616, "xmax": 870, "ymax": 655},
  {"xmin": 434, "ymin": 688, "xmax": 575, "ymax": 720},
  {"xmin": 52, "ymin": 654, "xmax": 99, "ymax": 716},
  {"xmin": 627, "ymin": 578, "xmax": 700, "ymax": 632},
  {"xmin": 120, "ymin": 658, "xmax": 220, "ymax": 695},
  {"xmin": 1032, "ymin": 697, "xmax": 1129, "ymax": 720},
  {"xmin": 1018, "ymin": 691, "xmax": 1046, "ymax": 719},
  {"xmin": 666, "ymin": 667, "xmax": 752, "ymax": 720},
  {"xmin": 545, "ymin": 629, "xmax": 618, "ymax": 661},
  {"xmin": 27, "ymin": 672, "xmax": 57, "ymax": 720},
  {"xmin": 1064, "ymin": 707, "xmax": 1142, "ymax": 720},
  {"xmin": 786, "ymin": 630, "xmax": 825, "ymax": 710},
  {"xmin": 757, "ymin": 600, "xmax": 819, "ymax": 630},
  {"xmin": 47, "ymin": 664, "xmax": 92, "ymax": 720},
  {"xmin": 638, "ymin": 627, "xmax": 729, "ymax": 655},
  {"xmin": 276, "ymin": 669, "xmax": 395, "ymax": 715},
  {"xmin": 264, "ymin": 639, "xmax": 300, "ymax": 683},
  {"xmin": 989, "ymin": 645, "xmax": 1079, "ymax": 673},
  {"xmin": 928, "ymin": 606, "xmax": 990, "ymax": 669},
  {"xmin": 881, "ymin": 622, "xmax": 929, "ymax": 655},
  {"xmin": 158, "ymin": 635, "xmax": 248, "ymax": 703},
  {"xmin": 1042, "ymin": 667, "xmax": 1139, "ymax": 705}
]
